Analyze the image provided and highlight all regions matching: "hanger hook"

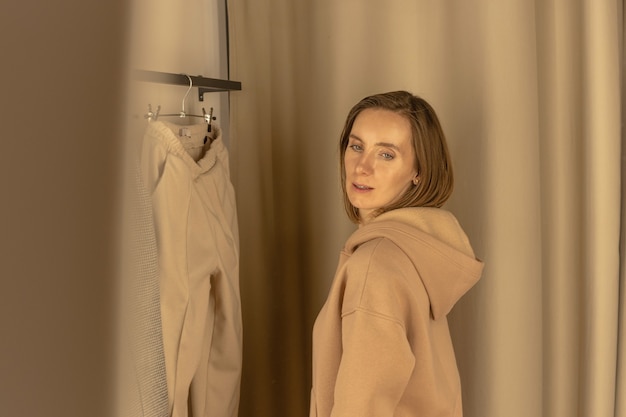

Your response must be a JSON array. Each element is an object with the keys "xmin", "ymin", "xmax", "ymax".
[{"xmin": 180, "ymin": 74, "xmax": 193, "ymax": 117}]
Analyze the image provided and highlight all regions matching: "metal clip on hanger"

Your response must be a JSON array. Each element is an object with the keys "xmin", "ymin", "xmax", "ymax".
[
  {"xmin": 203, "ymin": 107, "xmax": 216, "ymax": 131},
  {"xmin": 144, "ymin": 104, "xmax": 161, "ymax": 121},
  {"xmin": 203, "ymin": 107, "xmax": 217, "ymax": 144}
]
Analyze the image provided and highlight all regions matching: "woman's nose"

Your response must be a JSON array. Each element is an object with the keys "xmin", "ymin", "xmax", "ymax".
[{"xmin": 355, "ymin": 154, "xmax": 373, "ymax": 174}]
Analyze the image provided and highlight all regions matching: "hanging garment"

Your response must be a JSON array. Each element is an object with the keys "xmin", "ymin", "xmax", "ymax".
[
  {"xmin": 140, "ymin": 120, "xmax": 242, "ymax": 417},
  {"xmin": 116, "ymin": 160, "xmax": 169, "ymax": 417},
  {"xmin": 116, "ymin": 161, "xmax": 169, "ymax": 417}
]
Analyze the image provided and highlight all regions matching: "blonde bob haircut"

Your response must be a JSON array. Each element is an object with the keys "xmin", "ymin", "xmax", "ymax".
[{"xmin": 339, "ymin": 91, "xmax": 454, "ymax": 223}]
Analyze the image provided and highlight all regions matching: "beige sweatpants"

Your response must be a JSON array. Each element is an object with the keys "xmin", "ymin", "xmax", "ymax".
[{"xmin": 141, "ymin": 120, "xmax": 242, "ymax": 417}]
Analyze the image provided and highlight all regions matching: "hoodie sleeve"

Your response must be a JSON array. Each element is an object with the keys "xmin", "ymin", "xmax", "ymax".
[
  {"xmin": 331, "ymin": 310, "xmax": 415, "ymax": 417},
  {"xmin": 330, "ymin": 239, "xmax": 417, "ymax": 417}
]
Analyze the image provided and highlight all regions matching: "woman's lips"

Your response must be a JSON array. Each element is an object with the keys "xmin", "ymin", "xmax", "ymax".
[{"xmin": 352, "ymin": 183, "xmax": 373, "ymax": 192}]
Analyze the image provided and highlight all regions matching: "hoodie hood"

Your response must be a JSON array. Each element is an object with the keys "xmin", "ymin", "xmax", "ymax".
[{"xmin": 344, "ymin": 207, "xmax": 483, "ymax": 319}]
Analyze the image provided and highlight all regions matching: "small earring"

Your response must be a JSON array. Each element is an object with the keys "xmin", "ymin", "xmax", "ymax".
[{"xmin": 412, "ymin": 177, "xmax": 420, "ymax": 186}]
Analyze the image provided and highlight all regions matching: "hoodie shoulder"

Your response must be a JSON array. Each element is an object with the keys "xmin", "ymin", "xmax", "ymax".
[
  {"xmin": 344, "ymin": 208, "xmax": 484, "ymax": 319},
  {"xmin": 338, "ymin": 236, "xmax": 429, "ymax": 325}
]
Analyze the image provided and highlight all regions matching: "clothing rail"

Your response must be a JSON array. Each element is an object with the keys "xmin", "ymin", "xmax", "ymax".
[{"xmin": 133, "ymin": 69, "xmax": 242, "ymax": 101}]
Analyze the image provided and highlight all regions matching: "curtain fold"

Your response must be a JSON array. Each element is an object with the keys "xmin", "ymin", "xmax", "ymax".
[
  {"xmin": 616, "ymin": 3, "xmax": 625, "ymax": 416},
  {"xmin": 228, "ymin": 2, "xmax": 313, "ymax": 415},
  {"xmin": 228, "ymin": 1, "xmax": 624, "ymax": 416},
  {"xmin": 579, "ymin": 1, "xmax": 622, "ymax": 414},
  {"xmin": 537, "ymin": 1, "xmax": 622, "ymax": 416},
  {"xmin": 536, "ymin": 3, "xmax": 584, "ymax": 416}
]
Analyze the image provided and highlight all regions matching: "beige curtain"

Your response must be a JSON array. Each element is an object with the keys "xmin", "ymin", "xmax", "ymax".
[{"xmin": 228, "ymin": 1, "xmax": 624, "ymax": 416}]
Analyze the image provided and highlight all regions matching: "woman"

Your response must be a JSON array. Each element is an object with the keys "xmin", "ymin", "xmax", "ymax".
[{"xmin": 310, "ymin": 91, "xmax": 484, "ymax": 417}]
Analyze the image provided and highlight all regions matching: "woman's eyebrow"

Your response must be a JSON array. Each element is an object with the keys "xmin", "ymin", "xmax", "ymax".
[
  {"xmin": 375, "ymin": 141, "xmax": 400, "ymax": 150},
  {"xmin": 349, "ymin": 134, "xmax": 400, "ymax": 150}
]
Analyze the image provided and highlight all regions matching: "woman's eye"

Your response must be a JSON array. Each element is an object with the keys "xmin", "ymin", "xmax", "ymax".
[
  {"xmin": 381, "ymin": 152, "xmax": 394, "ymax": 160},
  {"xmin": 349, "ymin": 144, "xmax": 363, "ymax": 152}
]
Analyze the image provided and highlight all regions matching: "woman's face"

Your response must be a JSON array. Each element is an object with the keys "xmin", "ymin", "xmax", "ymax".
[{"xmin": 344, "ymin": 108, "xmax": 417, "ymax": 222}]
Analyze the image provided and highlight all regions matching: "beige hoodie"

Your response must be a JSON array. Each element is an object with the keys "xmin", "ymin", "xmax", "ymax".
[{"xmin": 310, "ymin": 207, "xmax": 484, "ymax": 417}]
